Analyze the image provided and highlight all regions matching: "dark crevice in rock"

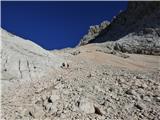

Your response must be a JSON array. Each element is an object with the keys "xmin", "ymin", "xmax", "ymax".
[
  {"xmin": 26, "ymin": 59, "xmax": 32, "ymax": 80},
  {"xmin": 18, "ymin": 60, "xmax": 23, "ymax": 79}
]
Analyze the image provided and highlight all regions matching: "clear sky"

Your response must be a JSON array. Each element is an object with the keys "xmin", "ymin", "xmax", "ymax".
[{"xmin": 1, "ymin": 1, "xmax": 128, "ymax": 50}]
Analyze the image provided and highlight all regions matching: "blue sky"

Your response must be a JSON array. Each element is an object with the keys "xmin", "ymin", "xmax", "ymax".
[{"xmin": 1, "ymin": 1, "xmax": 128, "ymax": 50}]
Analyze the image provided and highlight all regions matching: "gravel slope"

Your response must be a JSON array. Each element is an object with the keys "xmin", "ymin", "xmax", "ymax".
[{"xmin": 1, "ymin": 41, "xmax": 160, "ymax": 120}]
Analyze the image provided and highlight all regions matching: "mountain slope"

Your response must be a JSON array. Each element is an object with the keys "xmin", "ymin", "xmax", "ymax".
[{"xmin": 1, "ymin": 28, "xmax": 160, "ymax": 120}]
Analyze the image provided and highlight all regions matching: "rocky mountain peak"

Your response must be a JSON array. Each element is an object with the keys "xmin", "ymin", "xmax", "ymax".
[{"xmin": 79, "ymin": 1, "xmax": 160, "ymax": 55}]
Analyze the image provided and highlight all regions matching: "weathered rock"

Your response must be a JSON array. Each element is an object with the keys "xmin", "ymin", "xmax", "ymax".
[
  {"xmin": 78, "ymin": 98, "xmax": 95, "ymax": 114},
  {"xmin": 1, "ymin": 28, "xmax": 64, "ymax": 81},
  {"xmin": 49, "ymin": 91, "xmax": 60, "ymax": 103},
  {"xmin": 143, "ymin": 96, "xmax": 151, "ymax": 102},
  {"xmin": 134, "ymin": 102, "xmax": 146, "ymax": 110},
  {"xmin": 125, "ymin": 89, "xmax": 136, "ymax": 95},
  {"xmin": 79, "ymin": 20, "xmax": 110, "ymax": 46},
  {"xmin": 28, "ymin": 105, "xmax": 45, "ymax": 119}
]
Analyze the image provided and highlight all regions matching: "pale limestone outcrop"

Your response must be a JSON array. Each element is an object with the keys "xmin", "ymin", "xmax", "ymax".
[{"xmin": 1, "ymin": 28, "xmax": 64, "ymax": 81}]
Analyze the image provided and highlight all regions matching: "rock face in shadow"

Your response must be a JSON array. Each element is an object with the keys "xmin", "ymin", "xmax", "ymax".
[{"xmin": 79, "ymin": 1, "xmax": 160, "ymax": 55}]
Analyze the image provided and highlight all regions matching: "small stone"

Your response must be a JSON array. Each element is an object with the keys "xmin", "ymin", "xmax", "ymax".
[
  {"xmin": 78, "ymin": 98, "xmax": 95, "ymax": 114},
  {"xmin": 28, "ymin": 105, "xmax": 45, "ymax": 119},
  {"xmin": 45, "ymin": 103, "xmax": 53, "ymax": 112},
  {"xmin": 55, "ymin": 83, "xmax": 64, "ymax": 89},
  {"xmin": 93, "ymin": 85, "xmax": 104, "ymax": 92},
  {"xmin": 125, "ymin": 89, "xmax": 136, "ymax": 95},
  {"xmin": 41, "ymin": 94, "xmax": 47, "ymax": 101},
  {"xmin": 61, "ymin": 62, "xmax": 69, "ymax": 69},
  {"xmin": 48, "ymin": 92, "xmax": 60, "ymax": 103},
  {"xmin": 136, "ymin": 75, "xmax": 145, "ymax": 79},
  {"xmin": 155, "ymin": 96, "xmax": 160, "ymax": 102},
  {"xmin": 141, "ymin": 83, "xmax": 148, "ymax": 88},
  {"xmin": 56, "ymin": 76, "xmax": 63, "ymax": 81},
  {"xmin": 50, "ymin": 103, "xmax": 58, "ymax": 114},
  {"xmin": 134, "ymin": 80, "xmax": 142, "ymax": 86},
  {"xmin": 143, "ymin": 96, "xmax": 151, "ymax": 102},
  {"xmin": 134, "ymin": 102, "xmax": 146, "ymax": 110},
  {"xmin": 87, "ymin": 73, "xmax": 92, "ymax": 78}
]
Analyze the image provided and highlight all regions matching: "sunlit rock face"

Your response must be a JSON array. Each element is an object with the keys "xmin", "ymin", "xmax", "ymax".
[
  {"xmin": 79, "ymin": 20, "xmax": 110, "ymax": 46},
  {"xmin": 1, "ymin": 28, "xmax": 64, "ymax": 81},
  {"xmin": 79, "ymin": 1, "xmax": 160, "ymax": 55}
]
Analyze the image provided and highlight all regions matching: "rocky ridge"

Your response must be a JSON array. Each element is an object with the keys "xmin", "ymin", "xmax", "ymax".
[{"xmin": 79, "ymin": 1, "xmax": 160, "ymax": 55}]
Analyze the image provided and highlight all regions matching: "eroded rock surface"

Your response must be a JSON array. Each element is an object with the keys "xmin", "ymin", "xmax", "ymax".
[
  {"xmin": 79, "ymin": 20, "xmax": 110, "ymax": 46},
  {"xmin": 1, "ymin": 28, "xmax": 64, "ymax": 81}
]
